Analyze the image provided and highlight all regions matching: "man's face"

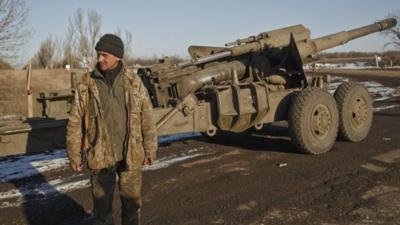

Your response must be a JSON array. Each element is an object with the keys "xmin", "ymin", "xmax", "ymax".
[{"xmin": 97, "ymin": 51, "xmax": 120, "ymax": 71}]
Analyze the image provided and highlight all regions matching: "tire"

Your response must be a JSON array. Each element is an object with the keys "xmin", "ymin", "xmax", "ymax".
[
  {"xmin": 334, "ymin": 82, "xmax": 373, "ymax": 142},
  {"xmin": 289, "ymin": 88, "xmax": 339, "ymax": 154}
]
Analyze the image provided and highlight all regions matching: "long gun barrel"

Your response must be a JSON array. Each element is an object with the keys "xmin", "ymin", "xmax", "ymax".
[
  {"xmin": 179, "ymin": 18, "xmax": 397, "ymax": 67},
  {"xmin": 303, "ymin": 18, "xmax": 397, "ymax": 58}
]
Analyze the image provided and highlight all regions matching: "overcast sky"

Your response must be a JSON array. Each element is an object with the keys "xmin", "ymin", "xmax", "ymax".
[{"xmin": 24, "ymin": 0, "xmax": 399, "ymax": 63}]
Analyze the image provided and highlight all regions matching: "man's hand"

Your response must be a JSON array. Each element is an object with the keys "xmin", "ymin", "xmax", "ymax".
[
  {"xmin": 70, "ymin": 163, "xmax": 83, "ymax": 173},
  {"xmin": 143, "ymin": 152, "xmax": 156, "ymax": 166}
]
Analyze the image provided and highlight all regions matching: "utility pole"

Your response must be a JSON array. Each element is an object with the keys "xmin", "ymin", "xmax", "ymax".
[{"xmin": 26, "ymin": 63, "xmax": 33, "ymax": 117}]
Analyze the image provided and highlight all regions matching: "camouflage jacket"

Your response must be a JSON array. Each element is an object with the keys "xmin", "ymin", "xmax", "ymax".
[{"xmin": 66, "ymin": 66, "xmax": 157, "ymax": 170}]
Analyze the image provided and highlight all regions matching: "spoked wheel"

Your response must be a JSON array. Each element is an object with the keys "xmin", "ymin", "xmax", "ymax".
[
  {"xmin": 334, "ymin": 82, "xmax": 373, "ymax": 142},
  {"xmin": 289, "ymin": 88, "xmax": 339, "ymax": 154}
]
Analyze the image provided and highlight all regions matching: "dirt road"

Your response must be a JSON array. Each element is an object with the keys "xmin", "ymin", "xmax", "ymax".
[{"xmin": 0, "ymin": 74, "xmax": 400, "ymax": 225}]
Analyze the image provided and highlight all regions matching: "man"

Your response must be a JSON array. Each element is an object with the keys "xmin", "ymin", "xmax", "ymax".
[{"xmin": 67, "ymin": 33, "xmax": 157, "ymax": 225}]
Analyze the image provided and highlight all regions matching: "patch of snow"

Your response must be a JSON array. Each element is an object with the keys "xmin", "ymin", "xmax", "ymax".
[
  {"xmin": 327, "ymin": 76, "xmax": 400, "ymax": 104},
  {"xmin": 374, "ymin": 105, "xmax": 400, "ymax": 112},
  {"xmin": 0, "ymin": 174, "xmax": 88, "ymax": 201},
  {"xmin": 158, "ymin": 132, "xmax": 201, "ymax": 144},
  {"xmin": 0, "ymin": 178, "xmax": 90, "ymax": 208},
  {"xmin": 0, "ymin": 147, "xmax": 206, "ymax": 208},
  {"xmin": 144, "ymin": 153, "xmax": 203, "ymax": 171},
  {"xmin": 0, "ymin": 132, "xmax": 203, "ymax": 182},
  {"xmin": 361, "ymin": 81, "xmax": 397, "ymax": 102},
  {"xmin": 304, "ymin": 63, "xmax": 377, "ymax": 70},
  {"xmin": 0, "ymin": 201, "xmax": 19, "ymax": 208},
  {"xmin": 0, "ymin": 149, "xmax": 69, "ymax": 182}
]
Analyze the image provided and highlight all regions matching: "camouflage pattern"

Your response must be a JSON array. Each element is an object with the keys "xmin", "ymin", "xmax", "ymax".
[
  {"xmin": 90, "ymin": 165, "xmax": 142, "ymax": 224},
  {"xmin": 67, "ymin": 66, "xmax": 157, "ymax": 170}
]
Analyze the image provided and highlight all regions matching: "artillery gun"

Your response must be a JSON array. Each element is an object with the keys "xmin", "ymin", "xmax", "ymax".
[
  {"xmin": 138, "ymin": 18, "xmax": 396, "ymax": 154},
  {"xmin": 0, "ymin": 18, "xmax": 396, "ymax": 156}
]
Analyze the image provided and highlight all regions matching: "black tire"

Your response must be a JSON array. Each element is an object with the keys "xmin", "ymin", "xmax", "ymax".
[
  {"xmin": 289, "ymin": 88, "xmax": 339, "ymax": 154},
  {"xmin": 334, "ymin": 82, "xmax": 373, "ymax": 142}
]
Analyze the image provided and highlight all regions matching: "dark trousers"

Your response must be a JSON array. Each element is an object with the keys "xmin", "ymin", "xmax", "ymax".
[{"xmin": 90, "ymin": 162, "xmax": 142, "ymax": 225}]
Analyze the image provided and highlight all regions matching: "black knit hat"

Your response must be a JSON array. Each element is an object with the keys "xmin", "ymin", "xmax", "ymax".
[{"xmin": 95, "ymin": 33, "xmax": 124, "ymax": 58}]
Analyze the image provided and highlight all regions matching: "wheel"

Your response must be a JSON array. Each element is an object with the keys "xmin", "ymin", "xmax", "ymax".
[
  {"xmin": 334, "ymin": 82, "xmax": 373, "ymax": 142},
  {"xmin": 289, "ymin": 88, "xmax": 339, "ymax": 154}
]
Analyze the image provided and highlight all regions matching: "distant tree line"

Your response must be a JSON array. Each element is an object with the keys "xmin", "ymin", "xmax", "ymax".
[
  {"xmin": 129, "ymin": 55, "xmax": 186, "ymax": 66},
  {"xmin": 318, "ymin": 51, "xmax": 400, "ymax": 65}
]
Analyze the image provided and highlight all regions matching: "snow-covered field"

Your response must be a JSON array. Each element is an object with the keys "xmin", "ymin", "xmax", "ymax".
[
  {"xmin": 0, "ymin": 76, "xmax": 399, "ymax": 208},
  {"xmin": 304, "ymin": 62, "xmax": 400, "ymax": 70}
]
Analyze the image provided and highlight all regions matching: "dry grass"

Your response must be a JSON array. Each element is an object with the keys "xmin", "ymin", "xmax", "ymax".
[{"xmin": 0, "ymin": 69, "xmax": 85, "ymax": 117}]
